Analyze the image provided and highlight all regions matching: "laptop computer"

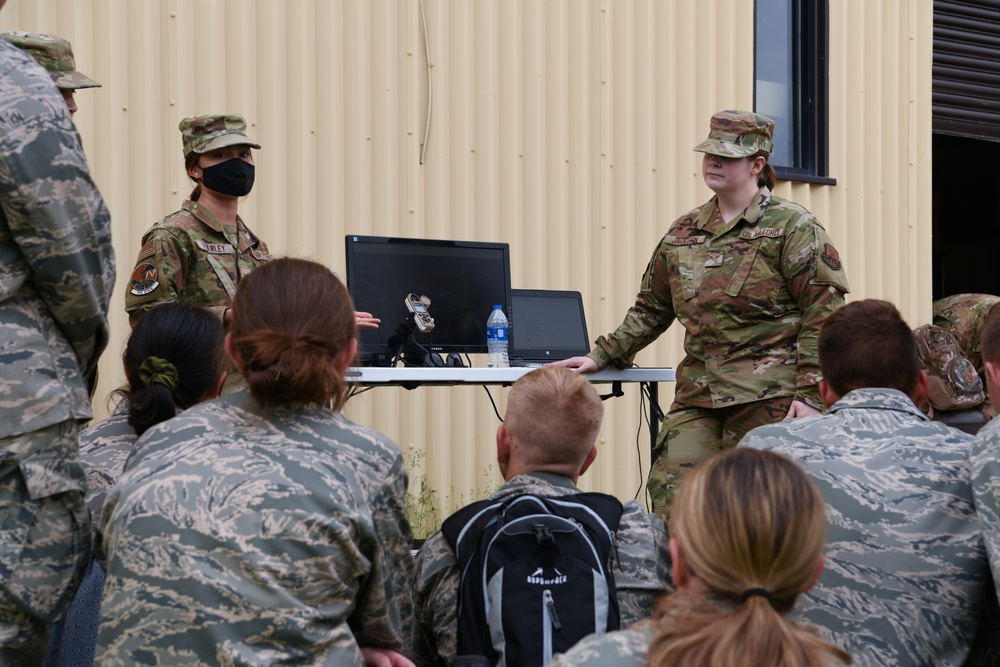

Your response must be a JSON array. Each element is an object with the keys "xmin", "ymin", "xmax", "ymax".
[{"xmin": 508, "ymin": 289, "xmax": 591, "ymax": 367}]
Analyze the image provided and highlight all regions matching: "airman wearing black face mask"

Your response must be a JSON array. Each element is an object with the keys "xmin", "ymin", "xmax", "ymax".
[{"xmin": 125, "ymin": 114, "xmax": 271, "ymax": 328}]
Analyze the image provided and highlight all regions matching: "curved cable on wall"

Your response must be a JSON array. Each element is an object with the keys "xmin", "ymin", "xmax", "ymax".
[{"xmin": 418, "ymin": 0, "xmax": 433, "ymax": 165}]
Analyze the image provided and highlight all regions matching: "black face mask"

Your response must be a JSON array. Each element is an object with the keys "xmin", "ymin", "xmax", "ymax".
[{"xmin": 200, "ymin": 158, "xmax": 255, "ymax": 197}]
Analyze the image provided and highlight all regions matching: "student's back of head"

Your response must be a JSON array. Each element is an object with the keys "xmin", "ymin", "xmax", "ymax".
[
  {"xmin": 122, "ymin": 302, "xmax": 224, "ymax": 436},
  {"xmin": 818, "ymin": 299, "xmax": 919, "ymax": 397},
  {"xmin": 648, "ymin": 447, "xmax": 849, "ymax": 667},
  {"xmin": 229, "ymin": 257, "xmax": 357, "ymax": 411},
  {"xmin": 502, "ymin": 366, "xmax": 603, "ymax": 470}
]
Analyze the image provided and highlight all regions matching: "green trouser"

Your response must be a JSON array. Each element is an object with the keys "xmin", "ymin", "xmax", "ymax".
[
  {"xmin": 646, "ymin": 397, "xmax": 794, "ymax": 520},
  {"xmin": 0, "ymin": 422, "xmax": 89, "ymax": 667}
]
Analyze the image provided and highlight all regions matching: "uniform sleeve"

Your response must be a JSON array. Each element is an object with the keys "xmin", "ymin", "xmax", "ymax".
[
  {"xmin": 0, "ymin": 60, "xmax": 114, "ymax": 378},
  {"xmin": 124, "ymin": 229, "xmax": 192, "ymax": 323},
  {"xmin": 781, "ymin": 218, "xmax": 849, "ymax": 409},
  {"xmin": 350, "ymin": 453, "xmax": 415, "ymax": 652},
  {"xmin": 590, "ymin": 238, "xmax": 676, "ymax": 370},
  {"xmin": 972, "ymin": 424, "xmax": 1000, "ymax": 605},
  {"xmin": 613, "ymin": 501, "xmax": 672, "ymax": 625},
  {"xmin": 412, "ymin": 532, "xmax": 460, "ymax": 666}
]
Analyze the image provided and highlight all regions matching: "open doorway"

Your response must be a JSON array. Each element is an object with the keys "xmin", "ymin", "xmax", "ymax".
[{"xmin": 931, "ymin": 133, "xmax": 1000, "ymax": 300}]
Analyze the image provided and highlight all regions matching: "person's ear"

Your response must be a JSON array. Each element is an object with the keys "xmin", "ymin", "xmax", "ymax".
[
  {"xmin": 818, "ymin": 379, "xmax": 840, "ymax": 409},
  {"xmin": 224, "ymin": 332, "xmax": 243, "ymax": 372},
  {"xmin": 496, "ymin": 425, "xmax": 512, "ymax": 478},
  {"xmin": 803, "ymin": 554, "xmax": 824, "ymax": 593},
  {"xmin": 749, "ymin": 155, "xmax": 766, "ymax": 175},
  {"xmin": 578, "ymin": 445, "xmax": 598, "ymax": 477},
  {"xmin": 669, "ymin": 538, "xmax": 689, "ymax": 589},
  {"xmin": 910, "ymin": 369, "xmax": 929, "ymax": 409},
  {"xmin": 334, "ymin": 338, "xmax": 359, "ymax": 375},
  {"xmin": 187, "ymin": 157, "xmax": 202, "ymax": 180},
  {"xmin": 985, "ymin": 361, "xmax": 1000, "ymax": 409}
]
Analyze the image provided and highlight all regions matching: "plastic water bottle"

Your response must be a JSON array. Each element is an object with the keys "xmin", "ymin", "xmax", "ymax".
[{"xmin": 486, "ymin": 305, "xmax": 509, "ymax": 368}]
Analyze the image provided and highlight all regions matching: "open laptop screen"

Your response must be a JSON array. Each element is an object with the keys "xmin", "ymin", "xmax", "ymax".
[{"xmin": 509, "ymin": 289, "xmax": 591, "ymax": 365}]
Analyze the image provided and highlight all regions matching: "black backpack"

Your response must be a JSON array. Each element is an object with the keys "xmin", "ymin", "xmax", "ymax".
[{"xmin": 440, "ymin": 492, "xmax": 625, "ymax": 667}]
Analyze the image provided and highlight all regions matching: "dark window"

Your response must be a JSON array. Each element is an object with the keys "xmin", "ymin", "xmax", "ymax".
[{"xmin": 755, "ymin": 0, "xmax": 834, "ymax": 184}]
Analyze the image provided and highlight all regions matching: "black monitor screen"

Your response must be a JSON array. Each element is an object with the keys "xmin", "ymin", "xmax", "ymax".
[{"xmin": 345, "ymin": 235, "xmax": 512, "ymax": 364}]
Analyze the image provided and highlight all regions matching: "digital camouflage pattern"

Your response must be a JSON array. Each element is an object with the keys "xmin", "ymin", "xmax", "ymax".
[
  {"xmin": 124, "ymin": 199, "xmax": 270, "ymax": 323},
  {"xmin": 692, "ymin": 109, "xmax": 775, "ymax": 158},
  {"xmin": 412, "ymin": 472, "xmax": 671, "ymax": 667},
  {"xmin": 971, "ymin": 416, "xmax": 1000, "ymax": 664},
  {"xmin": 0, "ymin": 36, "xmax": 114, "ymax": 663},
  {"xmin": 589, "ymin": 187, "xmax": 848, "ymax": 513},
  {"xmin": 97, "ymin": 388, "xmax": 414, "ymax": 666},
  {"xmin": 741, "ymin": 388, "xmax": 990, "ymax": 667},
  {"xmin": 933, "ymin": 293, "xmax": 1000, "ymax": 377},
  {"xmin": 179, "ymin": 114, "xmax": 261, "ymax": 157},
  {"xmin": 76, "ymin": 405, "xmax": 136, "ymax": 525},
  {"xmin": 0, "ymin": 31, "xmax": 101, "ymax": 89}
]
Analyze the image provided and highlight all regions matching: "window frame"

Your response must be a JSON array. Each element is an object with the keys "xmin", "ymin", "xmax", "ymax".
[{"xmin": 754, "ymin": 0, "xmax": 835, "ymax": 185}]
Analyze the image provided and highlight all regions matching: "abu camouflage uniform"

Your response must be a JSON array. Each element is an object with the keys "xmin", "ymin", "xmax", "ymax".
[
  {"xmin": 972, "ymin": 416, "xmax": 1000, "ymax": 666},
  {"xmin": 411, "ymin": 472, "xmax": 671, "ymax": 667},
  {"xmin": 96, "ymin": 388, "xmax": 414, "ymax": 666},
  {"xmin": 590, "ymin": 186, "xmax": 848, "ymax": 515},
  {"xmin": 124, "ymin": 199, "xmax": 270, "ymax": 323},
  {"xmin": 45, "ymin": 405, "xmax": 134, "ymax": 667},
  {"xmin": 0, "ymin": 37, "xmax": 114, "ymax": 664},
  {"xmin": 741, "ymin": 388, "xmax": 991, "ymax": 667}
]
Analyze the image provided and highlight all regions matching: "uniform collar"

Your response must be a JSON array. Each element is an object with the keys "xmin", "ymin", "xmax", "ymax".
[
  {"xmin": 828, "ymin": 387, "xmax": 929, "ymax": 420},
  {"xmin": 694, "ymin": 186, "xmax": 772, "ymax": 235},
  {"xmin": 491, "ymin": 471, "xmax": 577, "ymax": 500}
]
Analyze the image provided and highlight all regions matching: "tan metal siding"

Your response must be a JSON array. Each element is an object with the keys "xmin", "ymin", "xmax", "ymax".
[{"xmin": 0, "ymin": 0, "xmax": 933, "ymax": 516}]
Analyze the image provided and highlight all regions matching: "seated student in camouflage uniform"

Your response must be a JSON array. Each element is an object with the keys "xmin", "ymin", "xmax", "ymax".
[
  {"xmin": 1, "ymin": 31, "xmax": 101, "ymax": 116},
  {"xmin": 97, "ymin": 258, "xmax": 414, "ymax": 666},
  {"xmin": 0, "ymin": 22, "xmax": 115, "ymax": 665},
  {"xmin": 741, "ymin": 299, "xmax": 991, "ymax": 667},
  {"xmin": 412, "ymin": 366, "xmax": 671, "ymax": 667},
  {"xmin": 548, "ymin": 448, "xmax": 849, "ymax": 667},
  {"xmin": 44, "ymin": 302, "xmax": 224, "ymax": 667},
  {"xmin": 552, "ymin": 110, "xmax": 849, "ymax": 517},
  {"xmin": 934, "ymin": 293, "xmax": 1000, "ymax": 419},
  {"xmin": 970, "ymin": 309, "xmax": 1000, "ymax": 663}
]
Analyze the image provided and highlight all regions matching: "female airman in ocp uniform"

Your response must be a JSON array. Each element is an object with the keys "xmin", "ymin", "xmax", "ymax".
[
  {"xmin": 125, "ymin": 114, "xmax": 270, "ymax": 327},
  {"xmin": 553, "ymin": 110, "xmax": 849, "ymax": 517}
]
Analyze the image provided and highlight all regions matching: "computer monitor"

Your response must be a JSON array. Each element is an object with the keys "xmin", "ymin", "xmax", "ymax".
[{"xmin": 345, "ymin": 235, "xmax": 512, "ymax": 365}]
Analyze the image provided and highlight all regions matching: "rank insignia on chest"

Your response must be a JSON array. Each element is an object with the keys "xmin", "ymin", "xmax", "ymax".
[
  {"xmin": 129, "ymin": 262, "xmax": 160, "ymax": 296},
  {"xmin": 822, "ymin": 243, "xmax": 843, "ymax": 270},
  {"xmin": 196, "ymin": 241, "xmax": 235, "ymax": 254},
  {"xmin": 705, "ymin": 251, "xmax": 724, "ymax": 267}
]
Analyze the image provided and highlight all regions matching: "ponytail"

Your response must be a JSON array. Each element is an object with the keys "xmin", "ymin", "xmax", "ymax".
[
  {"xmin": 754, "ymin": 150, "xmax": 777, "ymax": 190},
  {"xmin": 119, "ymin": 302, "xmax": 225, "ymax": 436},
  {"xmin": 646, "ymin": 449, "xmax": 850, "ymax": 667}
]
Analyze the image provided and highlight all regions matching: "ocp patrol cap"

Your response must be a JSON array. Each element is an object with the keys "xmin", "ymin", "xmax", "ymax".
[
  {"xmin": 693, "ymin": 109, "xmax": 775, "ymax": 158},
  {"xmin": 179, "ymin": 114, "xmax": 262, "ymax": 157},
  {"xmin": 1, "ymin": 31, "xmax": 101, "ymax": 89}
]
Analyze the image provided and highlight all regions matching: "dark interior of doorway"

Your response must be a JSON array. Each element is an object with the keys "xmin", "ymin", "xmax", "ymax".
[{"xmin": 932, "ymin": 133, "xmax": 1000, "ymax": 300}]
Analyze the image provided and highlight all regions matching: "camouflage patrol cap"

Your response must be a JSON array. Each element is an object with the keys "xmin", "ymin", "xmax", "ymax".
[
  {"xmin": 693, "ymin": 109, "xmax": 775, "ymax": 158},
  {"xmin": 1, "ymin": 31, "xmax": 101, "ymax": 89},
  {"xmin": 180, "ymin": 114, "xmax": 262, "ymax": 157}
]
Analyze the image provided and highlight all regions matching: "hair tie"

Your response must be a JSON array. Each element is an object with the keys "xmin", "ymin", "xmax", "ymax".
[
  {"xmin": 139, "ymin": 356, "xmax": 179, "ymax": 391},
  {"xmin": 740, "ymin": 588, "xmax": 771, "ymax": 604}
]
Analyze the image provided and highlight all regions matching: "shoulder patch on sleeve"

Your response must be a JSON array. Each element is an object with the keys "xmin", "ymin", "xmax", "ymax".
[{"xmin": 821, "ymin": 243, "xmax": 842, "ymax": 270}]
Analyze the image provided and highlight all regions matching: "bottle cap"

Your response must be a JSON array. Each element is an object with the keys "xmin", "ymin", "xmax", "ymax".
[{"xmin": 494, "ymin": 304, "xmax": 502, "ymax": 309}]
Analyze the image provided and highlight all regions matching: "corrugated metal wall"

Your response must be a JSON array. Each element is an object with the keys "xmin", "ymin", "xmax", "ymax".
[{"xmin": 1, "ymin": 0, "xmax": 933, "ymax": 522}]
